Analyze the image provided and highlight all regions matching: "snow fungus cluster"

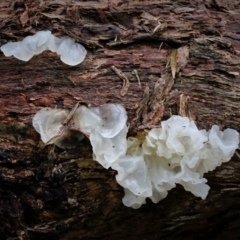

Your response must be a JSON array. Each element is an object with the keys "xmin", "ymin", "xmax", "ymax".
[{"xmin": 32, "ymin": 104, "xmax": 239, "ymax": 209}]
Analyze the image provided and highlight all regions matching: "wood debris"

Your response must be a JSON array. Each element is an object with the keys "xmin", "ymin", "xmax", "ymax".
[
  {"xmin": 169, "ymin": 46, "xmax": 189, "ymax": 79},
  {"xmin": 132, "ymin": 69, "xmax": 141, "ymax": 88},
  {"xmin": 170, "ymin": 49, "xmax": 177, "ymax": 79},
  {"xmin": 20, "ymin": 10, "xmax": 28, "ymax": 25},
  {"xmin": 62, "ymin": 102, "xmax": 79, "ymax": 125},
  {"xmin": 176, "ymin": 46, "xmax": 189, "ymax": 72},
  {"xmin": 111, "ymin": 66, "xmax": 130, "ymax": 96},
  {"xmin": 66, "ymin": 76, "xmax": 77, "ymax": 87},
  {"xmin": 178, "ymin": 94, "xmax": 195, "ymax": 121}
]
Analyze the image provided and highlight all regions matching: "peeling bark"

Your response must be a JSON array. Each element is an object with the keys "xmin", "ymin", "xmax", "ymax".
[{"xmin": 0, "ymin": 1, "xmax": 240, "ymax": 239}]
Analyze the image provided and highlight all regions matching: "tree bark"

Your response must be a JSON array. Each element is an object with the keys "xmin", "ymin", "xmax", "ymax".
[{"xmin": 0, "ymin": 0, "xmax": 240, "ymax": 239}]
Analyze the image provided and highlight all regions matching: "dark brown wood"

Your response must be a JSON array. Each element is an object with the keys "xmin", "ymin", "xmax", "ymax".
[{"xmin": 0, "ymin": 1, "xmax": 240, "ymax": 239}]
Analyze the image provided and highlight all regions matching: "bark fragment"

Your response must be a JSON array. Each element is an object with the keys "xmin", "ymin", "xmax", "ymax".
[{"xmin": 111, "ymin": 65, "xmax": 130, "ymax": 96}]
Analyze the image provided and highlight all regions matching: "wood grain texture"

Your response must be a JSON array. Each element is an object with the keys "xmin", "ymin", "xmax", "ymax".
[{"xmin": 0, "ymin": 1, "xmax": 240, "ymax": 239}]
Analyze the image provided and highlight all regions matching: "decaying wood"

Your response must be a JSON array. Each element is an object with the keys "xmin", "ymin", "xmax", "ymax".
[{"xmin": 0, "ymin": 0, "xmax": 240, "ymax": 239}]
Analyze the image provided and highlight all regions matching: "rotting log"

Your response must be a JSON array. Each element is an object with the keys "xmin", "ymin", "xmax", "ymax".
[{"xmin": 0, "ymin": 1, "xmax": 240, "ymax": 239}]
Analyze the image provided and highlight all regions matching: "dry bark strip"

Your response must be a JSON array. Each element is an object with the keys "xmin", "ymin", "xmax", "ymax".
[
  {"xmin": 111, "ymin": 65, "xmax": 130, "ymax": 96},
  {"xmin": 0, "ymin": 1, "xmax": 240, "ymax": 240}
]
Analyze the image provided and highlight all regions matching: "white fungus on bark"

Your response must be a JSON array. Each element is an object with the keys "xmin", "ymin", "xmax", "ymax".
[
  {"xmin": 73, "ymin": 104, "xmax": 128, "ymax": 168},
  {"xmin": 32, "ymin": 107, "xmax": 69, "ymax": 145},
  {"xmin": 0, "ymin": 30, "xmax": 87, "ymax": 66},
  {"xmin": 113, "ymin": 116, "xmax": 239, "ymax": 208},
  {"xmin": 32, "ymin": 107, "xmax": 84, "ymax": 149},
  {"xmin": 32, "ymin": 105, "xmax": 239, "ymax": 209}
]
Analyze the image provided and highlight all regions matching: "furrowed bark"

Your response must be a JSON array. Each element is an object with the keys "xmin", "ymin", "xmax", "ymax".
[{"xmin": 0, "ymin": 1, "xmax": 240, "ymax": 239}]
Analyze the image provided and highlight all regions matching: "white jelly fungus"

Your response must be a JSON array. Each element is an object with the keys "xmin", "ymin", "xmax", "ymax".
[
  {"xmin": 32, "ymin": 108, "xmax": 69, "ymax": 146},
  {"xmin": 0, "ymin": 31, "xmax": 87, "ymax": 66},
  {"xmin": 73, "ymin": 104, "xmax": 128, "ymax": 168},
  {"xmin": 73, "ymin": 104, "xmax": 127, "ymax": 138},
  {"xmin": 32, "ymin": 107, "xmax": 84, "ymax": 149},
  {"xmin": 32, "ymin": 105, "xmax": 239, "ymax": 209},
  {"xmin": 32, "ymin": 104, "xmax": 128, "ymax": 166},
  {"xmin": 112, "ymin": 115, "xmax": 239, "ymax": 208}
]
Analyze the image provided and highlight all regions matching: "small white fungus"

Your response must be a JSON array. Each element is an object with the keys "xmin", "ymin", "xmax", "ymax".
[
  {"xmin": 57, "ymin": 38, "xmax": 87, "ymax": 66},
  {"xmin": 0, "ymin": 31, "xmax": 87, "ymax": 66},
  {"xmin": 32, "ymin": 107, "xmax": 84, "ymax": 149},
  {"xmin": 32, "ymin": 108, "xmax": 69, "ymax": 146},
  {"xmin": 73, "ymin": 104, "xmax": 128, "ymax": 168},
  {"xmin": 73, "ymin": 104, "xmax": 127, "ymax": 138}
]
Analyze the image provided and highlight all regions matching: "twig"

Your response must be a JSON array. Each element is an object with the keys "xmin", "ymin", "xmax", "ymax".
[
  {"xmin": 21, "ymin": 78, "xmax": 25, "ymax": 87},
  {"xmin": 236, "ymin": 150, "xmax": 240, "ymax": 159},
  {"xmin": 66, "ymin": 76, "xmax": 77, "ymax": 87},
  {"xmin": 158, "ymin": 42, "xmax": 163, "ymax": 51},
  {"xmin": 132, "ymin": 69, "xmax": 142, "ymax": 88},
  {"xmin": 62, "ymin": 102, "xmax": 79, "ymax": 125},
  {"xmin": 170, "ymin": 49, "xmax": 177, "ymax": 79},
  {"xmin": 111, "ymin": 66, "xmax": 130, "ymax": 96},
  {"xmin": 152, "ymin": 22, "xmax": 162, "ymax": 34},
  {"xmin": 45, "ymin": 102, "xmax": 79, "ymax": 145}
]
